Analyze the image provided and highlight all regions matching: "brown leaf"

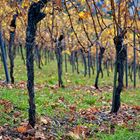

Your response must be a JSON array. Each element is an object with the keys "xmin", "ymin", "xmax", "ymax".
[
  {"xmin": 17, "ymin": 124, "xmax": 32, "ymax": 133},
  {"xmin": 69, "ymin": 105, "xmax": 76, "ymax": 112},
  {"xmin": 66, "ymin": 131, "xmax": 81, "ymax": 140},
  {"xmin": 68, "ymin": 116, "xmax": 75, "ymax": 123},
  {"xmin": 0, "ymin": 126, "xmax": 4, "ymax": 133},
  {"xmin": 0, "ymin": 99, "xmax": 13, "ymax": 113},
  {"xmin": 2, "ymin": 136, "xmax": 11, "ymax": 140},
  {"xmin": 14, "ymin": 111, "xmax": 21, "ymax": 118},
  {"xmin": 7, "ymin": 84, "xmax": 13, "ymax": 89},
  {"xmin": 40, "ymin": 116, "xmax": 51, "ymax": 125},
  {"xmin": 132, "ymin": 106, "xmax": 140, "ymax": 111},
  {"xmin": 72, "ymin": 125, "xmax": 89, "ymax": 139},
  {"xmin": 58, "ymin": 96, "xmax": 65, "ymax": 103},
  {"xmin": 35, "ymin": 131, "xmax": 46, "ymax": 140}
]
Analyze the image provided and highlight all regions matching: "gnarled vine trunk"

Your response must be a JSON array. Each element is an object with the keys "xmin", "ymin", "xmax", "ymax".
[
  {"xmin": 80, "ymin": 49, "xmax": 87, "ymax": 77},
  {"xmin": 95, "ymin": 47, "xmax": 105, "ymax": 89},
  {"xmin": 111, "ymin": 32, "xmax": 127, "ymax": 113},
  {"xmin": 25, "ymin": 0, "xmax": 47, "ymax": 127},
  {"xmin": 8, "ymin": 14, "xmax": 18, "ymax": 84},
  {"xmin": 55, "ymin": 35, "xmax": 64, "ymax": 88}
]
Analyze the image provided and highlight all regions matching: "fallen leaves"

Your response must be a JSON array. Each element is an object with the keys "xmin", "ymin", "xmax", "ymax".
[
  {"xmin": 16, "ymin": 123, "xmax": 33, "ymax": 134},
  {"xmin": 16, "ymin": 81, "xmax": 26, "ymax": 89},
  {"xmin": 0, "ymin": 102, "xmax": 139, "ymax": 139},
  {"xmin": 69, "ymin": 105, "xmax": 77, "ymax": 113},
  {"xmin": 66, "ymin": 85, "xmax": 113, "ymax": 95},
  {"xmin": 65, "ymin": 126, "xmax": 90, "ymax": 140},
  {"xmin": 0, "ymin": 81, "xmax": 46, "ymax": 91},
  {"xmin": 13, "ymin": 111, "xmax": 21, "ymax": 118},
  {"xmin": 79, "ymin": 107, "xmax": 98, "ymax": 121},
  {"xmin": 66, "ymin": 131, "xmax": 81, "ymax": 140},
  {"xmin": 35, "ymin": 131, "xmax": 46, "ymax": 140},
  {"xmin": 72, "ymin": 125, "xmax": 90, "ymax": 139},
  {"xmin": 0, "ymin": 126, "xmax": 4, "ymax": 133},
  {"xmin": 40, "ymin": 116, "xmax": 51, "ymax": 125},
  {"xmin": 0, "ymin": 99, "xmax": 13, "ymax": 113},
  {"xmin": 0, "ymin": 80, "xmax": 139, "ymax": 139},
  {"xmin": 17, "ymin": 125, "xmax": 28, "ymax": 133},
  {"xmin": 132, "ymin": 105, "xmax": 140, "ymax": 111}
]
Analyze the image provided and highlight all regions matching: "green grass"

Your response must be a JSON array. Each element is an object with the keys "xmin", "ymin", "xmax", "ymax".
[
  {"xmin": 0, "ymin": 56, "xmax": 140, "ymax": 139},
  {"xmin": 97, "ymin": 127, "xmax": 140, "ymax": 140}
]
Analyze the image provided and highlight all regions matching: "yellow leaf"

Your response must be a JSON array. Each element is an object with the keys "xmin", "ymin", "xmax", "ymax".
[
  {"xmin": 78, "ymin": 11, "xmax": 89, "ymax": 19},
  {"xmin": 22, "ymin": 0, "xmax": 30, "ymax": 9},
  {"xmin": 62, "ymin": 50, "xmax": 71, "ymax": 55}
]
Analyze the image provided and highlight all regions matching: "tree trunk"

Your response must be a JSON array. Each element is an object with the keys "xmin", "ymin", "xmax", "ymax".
[
  {"xmin": 95, "ymin": 47, "xmax": 105, "ymax": 89},
  {"xmin": 19, "ymin": 43, "xmax": 25, "ymax": 64},
  {"xmin": 25, "ymin": 0, "xmax": 47, "ymax": 127},
  {"xmin": 111, "ymin": 32, "xmax": 127, "ymax": 113},
  {"xmin": 44, "ymin": 48, "xmax": 48, "ymax": 65},
  {"xmin": 71, "ymin": 51, "xmax": 75, "ymax": 73},
  {"xmin": 35, "ymin": 45, "xmax": 42, "ymax": 69},
  {"xmin": 105, "ymin": 59, "xmax": 110, "ymax": 77},
  {"xmin": 65, "ymin": 53, "xmax": 67, "ymax": 73},
  {"xmin": 8, "ymin": 14, "xmax": 18, "ymax": 84},
  {"xmin": 91, "ymin": 56, "xmax": 95, "ymax": 75},
  {"xmin": 80, "ymin": 49, "xmax": 87, "ymax": 77},
  {"xmin": 75, "ymin": 51, "xmax": 79, "ymax": 74},
  {"xmin": 55, "ymin": 35, "xmax": 64, "ymax": 88}
]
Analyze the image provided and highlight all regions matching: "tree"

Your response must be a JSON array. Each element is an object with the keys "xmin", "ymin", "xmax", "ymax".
[
  {"xmin": 55, "ymin": 34, "xmax": 64, "ymax": 87},
  {"xmin": 95, "ymin": 45, "xmax": 105, "ymax": 89},
  {"xmin": 111, "ymin": 30, "xmax": 127, "ymax": 113},
  {"xmin": 25, "ymin": 0, "xmax": 48, "ymax": 127},
  {"xmin": 8, "ymin": 13, "xmax": 18, "ymax": 84},
  {"xmin": 110, "ymin": 0, "xmax": 138, "ymax": 113}
]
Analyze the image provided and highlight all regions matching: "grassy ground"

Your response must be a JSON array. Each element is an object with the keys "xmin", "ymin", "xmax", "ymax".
[{"xmin": 0, "ymin": 56, "xmax": 140, "ymax": 139}]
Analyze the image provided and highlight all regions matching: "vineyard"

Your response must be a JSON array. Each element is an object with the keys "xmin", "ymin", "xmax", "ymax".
[{"xmin": 0, "ymin": 0, "xmax": 140, "ymax": 139}]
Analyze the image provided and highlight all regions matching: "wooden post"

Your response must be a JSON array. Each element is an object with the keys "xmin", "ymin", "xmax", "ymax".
[
  {"xmin": 64, "ymin": 36, "xmax": 67, "ymax": 73},
  {"xmin": 111, "ymin": 57, "xmax": 117, "ymax": 112},
  {"xmin": 125, "ymin": 45, "xmax": 128, "ymax": 88},
  {"xmin": 133, "ymin": 30, "xmax": 136, "ymax": 88},
  {"xmin": 96, "ymin": 45, "xmax": 99, "ymax": 73},
  {"xmin": 88, "ymin": 47, "xmax": 91, "ymax": 77}
]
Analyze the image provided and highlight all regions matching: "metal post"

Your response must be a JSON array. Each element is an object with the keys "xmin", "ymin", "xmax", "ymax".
[{"xmin": 0, "ymin": 31, "xmax": 10, "ymax": 83}]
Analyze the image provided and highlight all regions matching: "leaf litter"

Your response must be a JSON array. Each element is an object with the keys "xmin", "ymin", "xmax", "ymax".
[{"xmin": 0, "ymin": 103, "xmax": 139, "ymax": 140}]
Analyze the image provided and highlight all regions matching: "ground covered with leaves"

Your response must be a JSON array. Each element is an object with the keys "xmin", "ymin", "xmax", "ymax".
[
  {"xmin": 0, "ymin": 101, "xmax": 140, "ymax": 140},
  {"xmin": 0, "ymin": 57, "xmax": 140, "ymax": 140}
]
